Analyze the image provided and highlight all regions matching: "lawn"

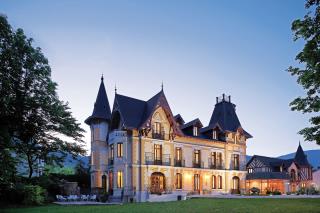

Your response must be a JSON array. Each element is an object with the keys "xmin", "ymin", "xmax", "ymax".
[{"xmin": 4, "ymin": 198, "xmax": 320, "ymax": 213}]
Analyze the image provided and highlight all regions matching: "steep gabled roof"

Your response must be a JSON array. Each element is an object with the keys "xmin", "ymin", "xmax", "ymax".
[
  {"xmin": 113, "ymin": 94, "xmax": 146, "ymax": 129},
  {"xmin": 139, "ymin": 90, "xmax": 183, "ymax": 136},
  {"xmin": 294, "ymin": 143, "xmax": 310, "ymax": 167},
  {"xmin": 181, "ymin": 118, "xmax": 203, "ymax": 130},
  {"xmin": 112, "ymin": 90, "xmax": 183, "ymax": 136},
  {"xmin": 85, "ymin": 76, "xmax": 111, "ymax": 125}
]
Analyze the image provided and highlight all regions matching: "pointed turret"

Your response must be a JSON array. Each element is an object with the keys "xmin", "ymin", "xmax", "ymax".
[
  {"xmin": 85, "ymin": 76, "xmax": 111, "ymax": 125},
  {"xmin": 294, "ymin": 143, "xmax": 310, "ymax": 166}
]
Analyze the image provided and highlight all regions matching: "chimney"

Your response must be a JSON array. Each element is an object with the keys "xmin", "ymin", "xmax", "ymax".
[
  {"xmin": 228, "ymin": 95, "xmax": 231, "ymax": 102},
  {"xmin": 222, "ymin": 93, "xmax": 225, "ymax": 101}
]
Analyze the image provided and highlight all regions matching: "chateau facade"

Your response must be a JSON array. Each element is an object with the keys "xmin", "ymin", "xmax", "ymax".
[{"xmin": 85, "ymin": 77, "xmax": 252, "ymax": 201}]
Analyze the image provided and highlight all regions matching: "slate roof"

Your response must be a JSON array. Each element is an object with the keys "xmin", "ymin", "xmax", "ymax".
[
  {"xmin": 247, "ymin": 155, "xmax": 285, "ymax": 168},
  {"xmin": 246, "ymin": 172, "xmax": 290, "ymax": 180},
  {"xmin": 174, "ymin": 114, "xmax": 185, "ymax": 125},
  {"xmin": 114, "ymin": 94, "xmax": 146, "ymax": 129},
  {"xmin": 294, "ymin": 143, "xmax": 310, "ymax": 166},
  {"xmin": 85, "ymin": 76, "xmax": 111, "ymax": 125},
  {"xmin": 112, "ymin": 90, "xmax": 183, "ymax": 135},
  {"xmin": 202, "ymin": 98, "xmax": 252, "ymax": 138},
  {"xmin": 181, "ymin": 118, "xmax": 203, "ymax": 130}
]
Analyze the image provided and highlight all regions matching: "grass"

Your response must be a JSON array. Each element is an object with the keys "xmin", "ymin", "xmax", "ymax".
[{"xmin": 4, "ymin": 198, "xmax": 320, "ymax": 213}]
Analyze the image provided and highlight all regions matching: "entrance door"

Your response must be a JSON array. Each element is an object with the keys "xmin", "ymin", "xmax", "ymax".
[
  {"xmin": 194, "ymin": 174, "xmax": 200, "ymax": 193},
  {"xmin": 150, "ymin": 172, "xmax": 165, "ymax": 194},
  {"xmin": 232, "ymin": 176, "xmax": 240, "ymax": 194}
]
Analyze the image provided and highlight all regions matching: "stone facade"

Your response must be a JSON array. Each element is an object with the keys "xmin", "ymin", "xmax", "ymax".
[{"xmin": 86, "ymin": 77, "xmax": 252, "ymax": 202}]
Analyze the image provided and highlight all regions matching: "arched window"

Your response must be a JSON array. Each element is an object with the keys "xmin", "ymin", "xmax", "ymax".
[
  {"xmin": 212, "ymin": 175, "xmax": 216, "ymax": 189},
  {"xmin": 176, "ymin": 173, "xmax": 182, "ymax": 189}
]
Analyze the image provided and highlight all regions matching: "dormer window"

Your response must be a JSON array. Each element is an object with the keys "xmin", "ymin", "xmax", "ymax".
[
  {"xmin": 213, "ymin": 130, "xmax": 217, "ymax": 140},
  {"xmin": 193, "ymin": 126, "xmax": 198, "ymax": 136}
]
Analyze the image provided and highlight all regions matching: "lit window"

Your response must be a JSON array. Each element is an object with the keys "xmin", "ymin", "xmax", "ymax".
[
  {"xmin": 194, "ymin": 150, "xmax": 200, "ymax": 164},
  {"xmin": 212, "ymin": 175, "xmax": 216, "ymax": 189},
  {"xmin": 154, "ymin": 122, "xmax": 161, "ymax": 134},
  {"xmin": 213, "ymin": 130, "xmax": 217, "ymax": 140},
  {"xmin": 117, "ymin": 171, "xmax": 123, "ymax": 188},
  {"xmin": 175, "ymin": 147, "xmax": 182, "ymax": 161},
  {"xmin": 218, "ymin": 175, "xmax": 222, "ymax": 189},
  {"xmin": 176, "ymin": 173, "xmax": 182, "ymax": 189},
  {"xmin": 154, "ymin": 144, "xmax": 162, "ymax": 161},
  {"xmin": 211, "ymin": 152, "xmax": 216, "ymax": 167},
  {"xmin": 110, "ymin": 144, "xmax": 114, "ymax": 159},
  {"xmin": 248, "ymin": 168, "xmax": 253, "ymax": 173},
  {"xmin": 193, "ymin": 127, "xmax": 198, "ymax": 136},
  {"xmin": 117, "ymin": 143, "xmax": 123, "ymax": 157}
]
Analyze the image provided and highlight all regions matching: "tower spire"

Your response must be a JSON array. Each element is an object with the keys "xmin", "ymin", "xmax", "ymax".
[
  {"xmin": 101, "ymin": 74, "xmax": 104, "ymax": 81},
  {"xmin": 115, "ymin": 84, "xmax": 117, "ymax": 94},
  {"xmin": 161, "ymin": 81, "xmax": 164, "ymax": 91}
]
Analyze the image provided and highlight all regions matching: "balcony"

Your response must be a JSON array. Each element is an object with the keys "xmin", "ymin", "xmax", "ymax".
[
  {"xmin": 145, "ymin": 152, "xmax": 171, "ymax": 166},
  {"xmin": 192, "ymin": 161, "xmax": 204, "ymax": 168},
  {"xmin": 152, "ymin": 131, "xmax": 166, "ymax": 140},
  {"xmin": 174, "ymin": 159, "xmax": 185, "ymax": 167},
  {"xmin": 208, "ymin": 158, "xmax": 224, "ymax": 170}
]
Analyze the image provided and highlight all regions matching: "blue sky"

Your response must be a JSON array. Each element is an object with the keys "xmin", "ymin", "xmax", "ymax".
[{"xmin": 2, "ymin": 0, "xmax": 318, "ymax": 156}]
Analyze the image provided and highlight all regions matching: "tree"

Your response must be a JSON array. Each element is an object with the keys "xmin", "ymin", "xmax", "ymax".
[
  {"xmin": 0, "ymin": 15, "xmax": 86, "ymax": 179},
  {"xmin": 288, "ymin": 0, "xmax": 320, "ymax": 145}
]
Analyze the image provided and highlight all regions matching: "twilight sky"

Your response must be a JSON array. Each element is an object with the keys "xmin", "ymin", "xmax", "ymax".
[{"xmin": 2, "ymin": 0, "xmax": 319, "ymax": 156}]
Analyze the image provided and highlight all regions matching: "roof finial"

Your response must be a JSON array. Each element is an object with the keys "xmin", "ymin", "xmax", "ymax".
[
  {"xmin": 101, "ymin": 74, "xmax": 104, "ymax": 81},
  {"xmin": 161, "ymin": 81, "xmax": 164, "ymax": 91},
  {"xmin": 115, "ymin": 84, "xmax": 117, "ymax": 94}
]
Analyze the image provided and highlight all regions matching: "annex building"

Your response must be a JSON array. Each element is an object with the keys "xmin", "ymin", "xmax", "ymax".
[
  {"xmin": 246, "ymin": 144, "xmax": 313, "ymax": 194},
  {"xmin": 85, "ymin": 76, "xmax": 252, "ymax": 201}
]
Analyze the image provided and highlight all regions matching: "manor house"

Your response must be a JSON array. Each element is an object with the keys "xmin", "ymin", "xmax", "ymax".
[{"xmin": 85, "ymin": 77, "xmax": 252, "ymax": 201}]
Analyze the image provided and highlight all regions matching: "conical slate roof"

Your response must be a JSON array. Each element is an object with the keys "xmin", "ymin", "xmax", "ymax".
[
  {"xmin": 294, "ymin": 143, "xmax": 310, "ymax": 167},
  {"xmin": 85, "ymin": 76, "xmax": 111, "ymax": 125}
]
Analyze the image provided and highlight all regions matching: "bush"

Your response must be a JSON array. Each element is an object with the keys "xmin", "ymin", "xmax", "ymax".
[
  {"xmin": 272, "ymin": 190, "xmax": 281, "ymax": 195},
  {"xmin": 98, "ymin": 193, "xmax": 109, "ymax": 203},
  {"xmin": 22, "ymin": 185, "xmax": 46, "ymax": 205},
  {"xmin": 250, "ymin": 187, "xmax": 260, "ymax": 195},
  {"xmin": 266, "ymin": 190, "xmax": 271, "ymax": 195},
  {"xmin": 297, "ymin": 188, "xmax": 305, "ymax": 195},
  {"xmin": 306, "ymin": 186, "xmax": 319, "ymax": 195}
]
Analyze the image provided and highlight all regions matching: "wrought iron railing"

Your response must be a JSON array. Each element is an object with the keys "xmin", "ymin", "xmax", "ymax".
[
  {"xmin": 192, "ymin": 161, "xmax": 204, "ymax": 168},
  {"xmin": 152, "ymin": 131, "xmax": 166, "ymax": 140},
  {"xmin": 208, "ymin": 158, "xmax": 224, "ymax": 169},
  {"xmin": 145, "ymin": 152, "xmax": 171, "ymax": 166},
  {"xmin": 174, "ymin": 159, "xmax": 185, "ymax": 167}
]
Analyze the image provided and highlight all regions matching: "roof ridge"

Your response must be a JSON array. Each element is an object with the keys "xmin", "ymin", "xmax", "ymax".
[{"xmin": 116, "ymin": 93, "xmax": 146, "ymax": 103}]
